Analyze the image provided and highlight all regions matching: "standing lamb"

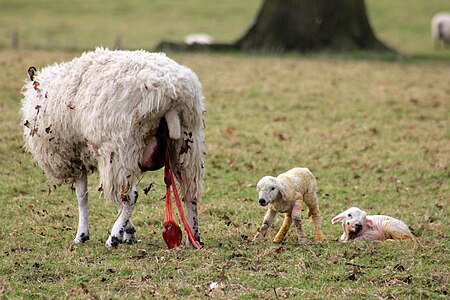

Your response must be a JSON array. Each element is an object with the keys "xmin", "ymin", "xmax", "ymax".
[
  {"xmin": 21, "ymin": 48, "xmax": 205, "ymax": 248},
  {"xmin": 253, "ymin": 167, "xmax": 324, "ymax": 245},
  {"xmin": 431, "ymin": 13, "xmax": 450, "ymax": 48},
  {"xmin": 331, "ymin": 207, "xmax": 414, "ymax": 242}
]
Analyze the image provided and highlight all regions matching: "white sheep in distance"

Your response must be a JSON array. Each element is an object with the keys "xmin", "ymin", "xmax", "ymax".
[
  {"xmin": 21, "ymin": 48, "xmax": 205, "ymax": 248},
  {"xmin": 253, "ymin": 168, "xmax": 324, "ymax": 245},
  {"xmin": 431, "ymin": 13, "xmax": 450, "ymax": 48},
  {"xmin": 331, "ymin": 207, "xmax": 414, "ymax": 242}
]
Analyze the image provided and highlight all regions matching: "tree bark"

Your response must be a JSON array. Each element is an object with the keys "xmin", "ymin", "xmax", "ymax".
[{"xmin": 155, "ymin": 0, "xmax": 394, "ymax": 53}]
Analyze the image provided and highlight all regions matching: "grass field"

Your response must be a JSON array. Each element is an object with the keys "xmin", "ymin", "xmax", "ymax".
[{"xmin": 0, "ymin": 1, "xmax": 449, "ymax": 299}]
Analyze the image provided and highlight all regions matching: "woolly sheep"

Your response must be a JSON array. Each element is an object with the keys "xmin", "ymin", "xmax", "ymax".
[
  {"xmin": 21, "ymin": 48, "xmax": 205, "ymax": 248},
  {"xmin": 331, "ymin": 207, "xmax": 414, "ymax": 242},
  {"xmin": 253, "ymin": 168, "xmax": 324, "ymax": 245},
  {"xmin": 431, "ymin": 13, "xmax": 450, "ymax": 48}
]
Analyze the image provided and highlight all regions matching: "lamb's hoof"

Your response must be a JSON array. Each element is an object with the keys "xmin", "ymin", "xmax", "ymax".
[
  {"xmin": 316, "ymin": 233, "xmax": 325, "ymax": 243},
  {"xmin": 74, "ymin": 232, "xmax": 90, "ymax": 244},
  {"xmin": 106, "ymin": 235, "xmax": 121, "ymax": 248},
  {"xmin": 253, "ymin": 234, "xmax": 264, "ymax": 242},
  {"xmin": 272, "ymin": 238, "xmax": 283, "ymax": 244},
  {"xmin": 298, "ymin": 239, "xmax": 307, "ymax": 246}
]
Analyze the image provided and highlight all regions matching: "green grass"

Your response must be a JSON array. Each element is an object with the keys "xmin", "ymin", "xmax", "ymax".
[
  {"xmin": 1, "ymin": 0, "xmax": 450, "ymax": 59},
  {"xmin": 366, "ymin": 0, "xmax": 450, "ymax": 59},
  {"xmin": 1, "ymin": 1, "xmax": 449, "ymax": 299},
  {"xmin": 0, "ymin": 0, "xmax": 260, "ymax": 50}
]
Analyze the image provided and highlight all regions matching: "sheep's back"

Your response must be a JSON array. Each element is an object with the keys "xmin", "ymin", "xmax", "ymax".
[{"xmin": 21, "ymin": 48, "xmax": 204, "ymax": 185}]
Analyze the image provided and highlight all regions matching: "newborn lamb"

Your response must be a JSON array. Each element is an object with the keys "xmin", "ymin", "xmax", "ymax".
[
  {"xmin": 331, "ymin": 207, "xmax": 414, "ymax": 242},
  {"xmin": 253, "ymin": 167, "xmax": 324, "ymax": 245}
]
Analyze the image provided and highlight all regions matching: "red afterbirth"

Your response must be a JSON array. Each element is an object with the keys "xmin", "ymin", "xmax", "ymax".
[
  {"xmin": 162, "ymin": 171, "xmax": 182, "ymax": 249},
  {"xmin": 162, "ymin": 142, "xmax": 202, "ymax": 249}
]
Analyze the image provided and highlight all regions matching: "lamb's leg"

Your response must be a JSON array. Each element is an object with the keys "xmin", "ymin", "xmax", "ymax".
[
  {"xmin": 106, "ymin": 184, "xmax": 138, "ymax": 248},
  {"xmin": 383, "ymin": 220, "xmax": 414, "ymax": 241},
  {"xmin": 339, "ymin": 232, "xmax": 348, "ymax": 242},
  {"xmin": 273, "ymin": 213, "xmax": 292, "ymax": 243},
  {"xmin": 253, "ymin": 209, "xmax": 276, "ymax": 242},
  {"xmin": 306, "ymin": 192, "xmax": 324, "ymax": 242},
  {"xmin": 292, "ymin": 201, "xmax": 307, "ymax": 245},
  {"xmin": 74, "ymin": 170, "xmax": 89, "ymax": 244},
  {"xmin": 309, "ymin": 207, "xmax": 324, "ymax": 242}
]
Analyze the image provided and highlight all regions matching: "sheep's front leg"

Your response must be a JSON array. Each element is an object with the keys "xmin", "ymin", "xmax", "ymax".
[
  {"xmin": 292, "ymin": 200, "xmax": 307, "ymax": 245},
  {"xmin": 106, "ymin": 184, "xmax": 138, "ymax": 248},
  {"xmin": 273, "ymin": 213, "xmax": 292, "ymax": 243},
  {"xmin": 253, "ymin": 209, "xmax": 276, "ymax": 242},
  {"xmin": 74, "ymin": 170, "xmax": 89, "ymax": 244}
]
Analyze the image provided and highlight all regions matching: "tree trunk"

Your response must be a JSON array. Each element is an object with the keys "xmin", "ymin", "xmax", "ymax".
[
  {"xmin": 236, "ymin": 0, "xmax": 392, "ymax": 52},
  {"xmin": 156, "ymin": 0, "xmax": 394, "ymax": 53}
]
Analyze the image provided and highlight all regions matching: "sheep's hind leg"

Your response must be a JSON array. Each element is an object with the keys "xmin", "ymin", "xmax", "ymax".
[
  {"xmin": 123, "ymin": 219, "xmax": 137, "ymax": 244},
  {"xmin": 292, "ymin": 201, "xmax": 307, "ymax": 245},
  {"xmin": 74, "ymin": 170, "xmax": 90, "ymax": 244},
  {"xmin": 307, "ymin": 192, "xmax": 324, "ymax": 242},
  {"xmin": 310, "ymin": 208, "xmax": 324, "ymax": 242},
  {"xmin": 106, "ymin": 184, "xmax": 138, "ymax": 248},
  {"xmin": 185, "ymin": 191, "xmax": 201, "ymax": 246}
]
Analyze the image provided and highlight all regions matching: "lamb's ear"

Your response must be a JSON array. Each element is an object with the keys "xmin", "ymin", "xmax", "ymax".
[
  {"xmin": 277, "ymin": 181, "xmax": 288, "ymax": 200},
  {"xmin": 365, "ymin": 217, "xmax": 374, "ymax": 228},
  {"xmin": 331, "ymin": 213, "xmax": 345, "ymax": 224}
]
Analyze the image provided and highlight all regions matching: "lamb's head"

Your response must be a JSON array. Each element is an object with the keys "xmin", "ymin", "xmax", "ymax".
[
  {"xmin": 256, "ymin": 176, "xmax": 286, "ymax": 206},
  {"xmin": 331, "ymin": 207, "xmax": 373, "ymax": 238}
]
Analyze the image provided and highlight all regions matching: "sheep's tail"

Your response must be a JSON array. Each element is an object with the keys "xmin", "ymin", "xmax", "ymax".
[{"xmin": 165, "ymin": 109, "xmax": 181, "ymax": 140}]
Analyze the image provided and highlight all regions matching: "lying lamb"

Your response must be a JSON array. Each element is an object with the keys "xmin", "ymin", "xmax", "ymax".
[
  {"xmin": 253, "ymin": 168, "xmax": 324, "ymax": 245},
  {"xmin": 184, "ymin": 33, "xmax": 213, "ymax": 45},
  {"xmin": 331, "ymin": 207, "xmax": 414, "ymax": 242},
  {"xmin": 21, "ymin": 48, "xmax": 205, "ymax": 248}
]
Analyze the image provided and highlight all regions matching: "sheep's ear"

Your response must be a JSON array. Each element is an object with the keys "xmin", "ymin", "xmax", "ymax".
[
  {"xmin": 277, "ymin": 181, "xmax": 288, "ymax": 200},
  {"xmin": 28, "ymin": 66, "xmax": 37, "ymax": 81},
  {"xmin": 366, "ymin": 217, "xmax": 374, "ymax": 228},
  {"xmin": 331, "ymin": 213, "xmax": 345, "ymax": 224}
]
